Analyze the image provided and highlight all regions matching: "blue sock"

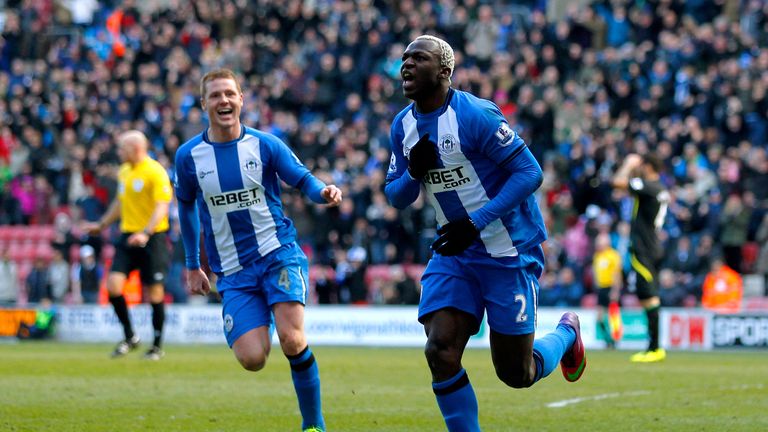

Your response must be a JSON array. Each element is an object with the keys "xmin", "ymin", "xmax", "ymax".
[
  {"xmin": 287, "ymin": 346, "xmax": 325, "ymax": 431},
  {"xmin": 532, "ymin": 323, "xmax": 576, "ymax": 382},
  {"xmin": 432, "ymin": 369, "xmax": 481, "ymax": 432}
]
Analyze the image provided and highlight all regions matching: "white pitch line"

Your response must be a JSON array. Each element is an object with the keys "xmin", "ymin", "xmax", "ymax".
[
  {"xmin": 547, "ymin": 390, "xmax": 651, "ymax": 408},
  {"xmin": 721, "ymin": 384, "xmax": 764, "ymax": 391}
]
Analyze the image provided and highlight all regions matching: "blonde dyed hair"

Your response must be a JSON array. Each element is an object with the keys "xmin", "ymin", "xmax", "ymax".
[{"xmin": 414, "ymin": 35, "xmax": 455, "ymax": 77}]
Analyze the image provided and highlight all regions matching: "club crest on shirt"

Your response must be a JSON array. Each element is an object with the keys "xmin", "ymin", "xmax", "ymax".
[
  {"xmin": 495, "ymin": 123, "xmax": 515, "ymax": 147},
  {"xmin": 438, "ymin": 134, "xmax": 458, "ymax": 155},
  {"xmin": 243, "ymin": 159, "xmax": 258, "ymax": 172},
  {"xmin": 132, "ymin": 179, "xmax": 144, "ymax": 192}
]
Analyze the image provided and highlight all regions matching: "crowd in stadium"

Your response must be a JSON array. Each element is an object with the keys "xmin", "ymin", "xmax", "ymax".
[{"xmin": 0, "ymin": 0, "xmax": 767, "ymax": 310}]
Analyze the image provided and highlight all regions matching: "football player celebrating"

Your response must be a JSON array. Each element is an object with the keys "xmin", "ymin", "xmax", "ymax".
[
  {"xmin": 385, "ymin": 35, "xmax": 586, "ymax": 431},
  {"xmin": 175, "ymin": 69, "xmax": 341, "ymax": 432}
]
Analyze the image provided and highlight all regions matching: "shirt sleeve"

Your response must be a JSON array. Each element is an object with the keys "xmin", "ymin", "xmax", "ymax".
[
  {"xmin": 173, "ymin": 147, "xmax": 197, "ymax": 203},
  {"xmin": 172, "ymin": 147, "xmax": 200, "ymax": 268},
  {"xmin": 177, "ymin": 198, "xmax": 201, "ymax": 269},
  {"xmin": 472, "ymin": 101, "xmax": 528, "ymax": 171},
  {"xmin": 267, "ymin": 135, "xmax": 326, "ymax": 203},
  {"xmin": 462, "ymin": 101, "xmax": 543, "ymax": 230},
  {"xmin": 384, "ymin": 120, "xmax": 420, "ymax": 209},
  {"xmin": 468, "ymin": 146, "xmax": 542, "ymax": 230}
]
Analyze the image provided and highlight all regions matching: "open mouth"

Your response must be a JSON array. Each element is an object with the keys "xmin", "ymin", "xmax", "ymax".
[
  {"xmin": 402, "ymin": 72, "xmax": 415, "ymax": 89},
  {"xmin": 217, "ymin": 108, "xmax": 234, "ymax": 116}
]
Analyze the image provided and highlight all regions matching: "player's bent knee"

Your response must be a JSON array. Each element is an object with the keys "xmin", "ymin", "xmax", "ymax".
[
  {"xmin": 233, "ymin": 336, "xmax": 271, "ymax": 372},
  {"xmin": 495, "ymin": 366, "xmax": 535, "ymax": 388},
  {"xmin": 236, "ymin": 351, "xmax": 268, "ymax": 372}
]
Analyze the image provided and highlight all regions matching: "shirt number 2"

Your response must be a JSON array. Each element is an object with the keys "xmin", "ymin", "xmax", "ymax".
[{"xmin": 514, "ymin": 294, "xmax": 528, "ymax": 322}]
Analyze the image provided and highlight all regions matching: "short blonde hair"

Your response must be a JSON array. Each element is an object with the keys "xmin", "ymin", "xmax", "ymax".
[
  {"xmin": 200, "ymin": 68, "xmax": 242, "ymax": 98},
  {"xmin": 414, "ymin": 35, "xmax": 455, "ymax": 77}
]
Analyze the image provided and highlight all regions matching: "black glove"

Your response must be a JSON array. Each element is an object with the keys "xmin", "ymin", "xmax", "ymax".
[
  {"xmin": 407, "ymin": 133, "xmax": 438, "ymax": 179},
  {"xmin": 431, "ymin": 217, "xmax": 480, "ymax": 256}
]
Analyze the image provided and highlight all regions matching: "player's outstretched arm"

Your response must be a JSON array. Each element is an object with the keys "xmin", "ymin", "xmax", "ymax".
[{"xmin": 320, "ymin": 185, "xmax": 342, "ymax": 207}]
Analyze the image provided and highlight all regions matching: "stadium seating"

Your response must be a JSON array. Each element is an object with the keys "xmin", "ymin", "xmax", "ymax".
[{"xmin": 0, "ymin": 225, "xmax": 58, "ymax": 291}]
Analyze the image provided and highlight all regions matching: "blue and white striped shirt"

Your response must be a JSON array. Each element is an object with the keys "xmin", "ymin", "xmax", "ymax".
[
  {"xmin": 385, "ymin": 89, "xmax": 547, "ymax": 258},
  {"xmin": 175, "ymin": 126, "xmax": 324, "ymax": 275}
]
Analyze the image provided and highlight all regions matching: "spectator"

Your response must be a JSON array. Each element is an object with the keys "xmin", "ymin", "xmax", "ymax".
[
  {"xmin": 663, "ymin": 236, "xmax": 704, "ymax": 297},
  {"xmin": 314, "ymin": 266, "xmax": 338, "ymax": 305},
  {"xmin": 391, "ymin": 265, "xmax": 420, "ymax": 305},
  {"xmin": 338, "ymin": 246, "xmax": 368, "ymax": 305},
  {"xmin": 26, "ymin": 257, "xmax": 52, "ymax": 304},
  {"xmin": 375, "ymin": 280, "xmax": 400, "ymax": 305},
  {"xmin": 17, "ymin": 298, "xmax": 56, "ymax": 340},
  {"xmin": 555, "ymin": 266, "xmax": 585, "ymax": 307},
  {"xmin": 718, "ymin": 193, "xmax": 752, "ymax": 272},
  {"xmin": 701, "ymin": 255, "xmax": 743, "ymax": 313},
  {"xmin": 74, "ymin": 185, "xmax": 105, "ymax": 223},
  {"xmin": 48, "ymin": 249, "xmax": 70, "ymax": 303},
  {"xmin": 0, "ymin": 247, "xmax": 19, "ymax": 305},
  {"xmin": 0, "ymin": 182, "xmax": 24, "ymax": 225},
  {"xmin": 71, "ymin": 244, "xmax": 102, "ymax": 304},
  {"xmin": 659, "ymin": 268, "xmax": 689, "ymax": 307},
  {"xmin": 463, "ymin": 4, "xmax": 500, "ymax": 71}
]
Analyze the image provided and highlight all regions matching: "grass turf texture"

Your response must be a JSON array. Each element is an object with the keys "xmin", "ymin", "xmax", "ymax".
[{"xmin": 1, "ymin": 343, "xmax": 766, "ymax": 431}]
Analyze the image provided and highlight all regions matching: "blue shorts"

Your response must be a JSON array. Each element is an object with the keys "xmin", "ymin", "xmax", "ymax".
[
  {"xmin": 218, "ymin": 242, "xmax": 309, "ymax": 347},
  {"xmin": 419, "ymin": 246, "xmax": 544, "ymax": 336}
]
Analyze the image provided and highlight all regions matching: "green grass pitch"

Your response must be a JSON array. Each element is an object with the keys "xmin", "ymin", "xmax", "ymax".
[{"xmin": 1, "ymin": 343, "xmax": 766, "ymax": 431}]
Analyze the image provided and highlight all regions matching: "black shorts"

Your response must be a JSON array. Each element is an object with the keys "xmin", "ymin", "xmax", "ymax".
[
  {"xmin": 111, "ymin": 232, "xmax": 170, "ymax": 285},
  {"xmin": 629, "ymin": 251, "xmax": 659, "ymax": 300},
  {"xmin": 597, "ymin": 287, "xmax": 612, "ymax": 308}
]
